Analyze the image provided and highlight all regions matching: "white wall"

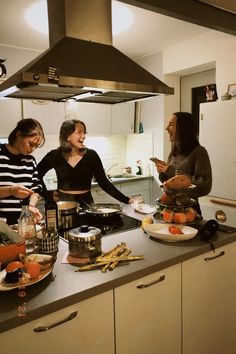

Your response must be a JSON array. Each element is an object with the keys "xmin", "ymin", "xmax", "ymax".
[{"xmin": 163, "ymin": 31, "xmax": 236, "ymax": 97}]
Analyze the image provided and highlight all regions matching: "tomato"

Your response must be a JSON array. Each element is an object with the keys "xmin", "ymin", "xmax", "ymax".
[
  {"xmin": 169, "ymin": 226, "xmax": 184, "ymax": 235},
  {"xmin": 6, "ymin": 261, "xmax": 24, "ymax": 273},
  {"xmin": 24, "ymin": 261, "xmax": 41, "ymax": 279},
  {"xmin": 173, "ymin": 212, "xmax": 187, "ymax": 224},
  {"xmin": 162, "ymin": 209, "xmax": 174, "ymax": 223}
]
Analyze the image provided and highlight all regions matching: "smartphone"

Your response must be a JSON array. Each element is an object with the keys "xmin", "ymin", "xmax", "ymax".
[
  {"xmin": 218, "ymin": 224, "xmax": 236, "ymax": 233},
  {"xmin": 150, "ymin": 157, "xmax": 161, "ymax": 164}
]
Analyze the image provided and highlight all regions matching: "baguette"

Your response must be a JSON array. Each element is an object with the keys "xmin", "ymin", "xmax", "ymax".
[{"xmin": 164, "ymin": 174, "xmax": 191, "ymax": 189}]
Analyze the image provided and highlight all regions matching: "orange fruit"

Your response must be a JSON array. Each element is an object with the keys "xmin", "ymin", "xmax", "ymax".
[
  {"xmin": 173, "ymin": 212, "xmax": 187, "ymax": 224},
  {"xmin": 24, "ymin": 261, "xmax": 41, "ymax": 279},
  {"xmin": 160, "ymin": 193, "xmax": 174, "ymax": 205},
  {"xmin": 6, "ymin": 261, "xmax": 24, "ymax": 273},
  {"xmin": 162, "ymin": 209, "xmax": 174, "ymax": 223},
  {"xmin": 185, "ymin": 207, "xmax": 197, "ymax": 222}
]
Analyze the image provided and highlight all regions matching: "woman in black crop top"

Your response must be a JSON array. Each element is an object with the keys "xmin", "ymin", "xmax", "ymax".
[{"xmin": 38, "ymin": 119, "xmax": 132, "ymax": 208}]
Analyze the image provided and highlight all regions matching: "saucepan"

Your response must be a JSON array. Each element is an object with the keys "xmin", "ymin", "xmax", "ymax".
[
  {"xmin": 85, "ymin": 203, "xmax": 123, "ymax": 218},
  {"xmin": 57, "ymin": 201, "xmax": 80, "ymax": 230}
]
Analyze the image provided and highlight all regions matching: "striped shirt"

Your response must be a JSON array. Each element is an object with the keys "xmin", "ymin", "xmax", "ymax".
[{"xmin": 0, "ymin": 144, "xmax": 43, "ymax": 224}]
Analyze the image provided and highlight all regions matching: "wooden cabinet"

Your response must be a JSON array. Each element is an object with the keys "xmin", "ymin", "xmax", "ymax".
[
  {"xmin": 1, "ymin": 291, "xmax": 114, "ymax": 354},
  {"xmin": 182, "ymin": 242, "xmax": 236, "ymax": 354},
  {"xmin": 115, "ymin": 264, "xmax": 181, "ymax": 354},
  {"xmin": 0, "ymin": 98, "xmax": 22, "ymax": 136},
  {"xmin": 111, "ymin": 102, "xmax": 135, "ymax": 134},
  {"xmin": 23, "ymin": 100, "xmax": 66, "ymax": 136},
  {"xmin": 75, "ymin": 102, "xmax": 111, "ymax": 136},
  {"xmin": 120, "ymin": 179, "xmax": 151, "ymax": 204}
]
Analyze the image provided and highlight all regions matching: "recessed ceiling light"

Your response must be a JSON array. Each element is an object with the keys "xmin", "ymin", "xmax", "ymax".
[
  {"xmin": 24, "ymin": 0, "xmax": 133, "ymax": 36},
  {"xmin": 24, "ymin": 0, "xmax": 48, "ymax": 35},
  {"xmin": 112, "ymin": 1, "xmax": 134, "ymax": 35}
]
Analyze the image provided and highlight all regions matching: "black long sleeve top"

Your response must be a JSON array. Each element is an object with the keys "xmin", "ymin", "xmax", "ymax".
[{"xmin": 38, "ymin": 149, "xmax": 130, "ymax": 204}]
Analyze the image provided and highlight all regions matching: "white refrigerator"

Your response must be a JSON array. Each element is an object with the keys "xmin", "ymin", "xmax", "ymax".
[{"xmin": 199, "ymin": 99, "xmax": 236, "ymax": 226}]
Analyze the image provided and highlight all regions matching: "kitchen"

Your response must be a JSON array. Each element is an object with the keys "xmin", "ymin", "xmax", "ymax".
[{"xmin": 0, "ymin": 1, "xmax": 236, "ymax": 354}]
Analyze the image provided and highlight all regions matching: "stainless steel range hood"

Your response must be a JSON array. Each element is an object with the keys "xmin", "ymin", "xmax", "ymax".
[{"xmin": 0, "ymin": 0, "xmax": 174, "ymax": 104}]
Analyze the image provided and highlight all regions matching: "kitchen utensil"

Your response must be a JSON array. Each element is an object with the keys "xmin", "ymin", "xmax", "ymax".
[
  {"xmin": 68, "ymin": 225, "xmax": 102, "ymax": 258},
  {"xmin": 143, "ymin": 223, "xmax": 198, "ymax": 242},
  {"xmin": 57, "ymin": 201, "xmax": 80, "ymax": 230},
  {"xmin": 160, "ymin": 184, "xmax": 196, "ymax": 195},
  {"xmin": 37, "ymin": 231, "xmax": 59, "ymax": 254},
  {"xmin": 85, "ymin": 203, "xmax": 122, "ymax": 217}
]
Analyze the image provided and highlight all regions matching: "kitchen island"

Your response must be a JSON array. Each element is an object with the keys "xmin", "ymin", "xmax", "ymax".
[{"xmin": 0, "ymin": 205, "xmax": 236, "ymax": 354}]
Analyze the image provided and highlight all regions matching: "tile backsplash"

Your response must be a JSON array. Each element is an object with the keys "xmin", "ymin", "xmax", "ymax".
[{"xmin": 33, "ymin": 133, "xmax": 153, "ymax": 180}]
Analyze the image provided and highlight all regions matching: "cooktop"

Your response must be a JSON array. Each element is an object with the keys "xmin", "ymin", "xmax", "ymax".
[{"xmin": 59, "ymin": 213, "xmax": 141, "ymax": 239}]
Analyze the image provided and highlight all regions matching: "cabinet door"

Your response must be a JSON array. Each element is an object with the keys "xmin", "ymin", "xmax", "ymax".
[
  {"xmin": 111, "ymin": 102, "xmax": 135, "ymax": 134},
  {"xmin": 1, "ymin": 291, "xmax": 114, "ymax": 354},
  {"xmin": 76, "ymin": 102, "xmax": 111, "ymax": 136},
  {"xmin": 120, "ymin": 180, "xmax": 150, "ymax": 204},
  {"xmin": 23, "ymin": 100, "xmax": 65, "ymax": 135},
  {"xmin": 92, "ymin": 185, "xmax": 121, "ymax": 204},
  {"xmin": 182, "ymin": 242, "xmax": 236, "ymax": 354},
  {"xmin": 115, "ymin": 264, "xmax": 181, "ymax": 354},
  {"xmin": 0, "ymin": 98, "xmax": 22, "ymax": 136}
]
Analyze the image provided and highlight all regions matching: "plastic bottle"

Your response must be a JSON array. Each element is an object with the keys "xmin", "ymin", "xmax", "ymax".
[{"xmin": 18, "ymin": 201, "xmax": 37, "ymax": 254}]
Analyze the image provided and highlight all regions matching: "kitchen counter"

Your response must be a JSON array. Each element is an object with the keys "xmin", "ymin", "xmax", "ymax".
[
  {"xmin": 0, "ymin": 205, "xmax": 236, "ymax": 333},
  {"xmin": 45, "ymin": 175, "xmax": 152, "ymax": 191}
]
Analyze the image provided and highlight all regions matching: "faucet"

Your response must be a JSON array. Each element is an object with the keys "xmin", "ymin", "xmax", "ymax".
[{"xmin": 106, "ymin": 163, "xmax": 119, "ymax": 178}]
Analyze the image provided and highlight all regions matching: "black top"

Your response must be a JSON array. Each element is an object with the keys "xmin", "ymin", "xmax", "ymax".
[{"xmin": 38, "ymin": 148, "xmax": 130, "ymax": 204}]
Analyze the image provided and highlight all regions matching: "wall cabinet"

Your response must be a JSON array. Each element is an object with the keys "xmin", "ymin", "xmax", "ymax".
[
  {"xmin": 182, "ymin": 242, "xmax": 236, "ymax": 354},
  {"xmin": 1, "ymin": 291, "xmax": 114, "ymax": 354},
  {"xmin": 66, "ymin": 101, "xmax": 135, "ymax": 136},
  {"xmin": 111, "ymin": 102, "xmax": 135, "ymax": 134},
  {"xmin": 23, "ymin": 100, "xmax": 66, "ymax": 136},
  {"xmin": 115, "ymin": 264, "xmax": 181, "ymax": 354},
  {"xmin": 75, "ymin": 102, "xmax": 111, "ymax": 136},
  {"xmin": 0, "ymin": 98, "xmax": 22, "ymax": 136}
]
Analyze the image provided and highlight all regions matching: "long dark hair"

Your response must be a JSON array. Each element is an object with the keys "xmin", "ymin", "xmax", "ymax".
[
  {"xmin": 58, "ymin": 119, "xmax": 87, "ymax": 153},
  {"xmin": 172, "ymin": 112, "xmax": 199, "ymax": 156},
  {"xmin": 8, "ymin": 118, "xmax": 45, "ymax": 147}
]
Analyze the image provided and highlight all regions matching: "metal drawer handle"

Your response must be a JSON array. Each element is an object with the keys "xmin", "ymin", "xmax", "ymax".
[
  {"xmin": 137, "ymin": 275, "xmax": 165, "ymax": 289},
  {"xmin": 204, "ymin": 250, "xmax": 225, "ymax": 261},
  {"xmin": 33, "ymin": 310, "xmax": 78, "ymax": 332}
]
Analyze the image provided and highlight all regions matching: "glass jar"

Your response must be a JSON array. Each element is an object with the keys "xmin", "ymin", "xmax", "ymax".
[{"xmin": 18, "ymin": 205, "xmax": 36, "ymax": 254}]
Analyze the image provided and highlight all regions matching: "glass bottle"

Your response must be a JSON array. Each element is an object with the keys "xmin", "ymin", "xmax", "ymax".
[
  {"xmin": 18, "ymin": 202, "xmax": 36, "ymax": 254},
  {"xmin": 44, "ymin": 191, "xmax": 58, "ymax": 233}
]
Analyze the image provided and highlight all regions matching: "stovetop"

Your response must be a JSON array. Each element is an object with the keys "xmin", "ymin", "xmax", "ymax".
[{"xmin": 59, "ymin": 213, "xmax": 142, "ymax": 239}]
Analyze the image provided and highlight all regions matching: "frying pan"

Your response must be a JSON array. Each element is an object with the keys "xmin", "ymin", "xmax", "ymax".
[{"xmin": 85, "ymin": 203, "xmax": 122, "ymax": 218}]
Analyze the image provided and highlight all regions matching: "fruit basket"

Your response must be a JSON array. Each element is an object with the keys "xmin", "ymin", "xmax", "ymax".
[{"xmin": 155, "ymin": 189, "xmax": 202, "ymax": 226}]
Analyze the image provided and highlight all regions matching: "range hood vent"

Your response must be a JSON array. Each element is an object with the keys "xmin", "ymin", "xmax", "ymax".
[{"xmin": 0, "ymin": 0, "xmax": 174, "ymax": 104}]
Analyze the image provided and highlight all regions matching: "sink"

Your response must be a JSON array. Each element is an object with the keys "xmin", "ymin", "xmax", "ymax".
[{"xmin": 109, "ymin": 174, "xmax": 137, "ymax": 181}]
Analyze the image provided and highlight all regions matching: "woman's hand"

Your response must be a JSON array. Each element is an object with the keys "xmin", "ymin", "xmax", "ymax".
[
  {"xmin": 29, "ymin": 205, "xmax": 43, "ymax": 223},
  {"xmin": 9, "ymin": 185, "xmax": 33, "ymax": 199},
  {"xmin": 156, "ymin": 160, "xmax": 168, "ymax": 173}
]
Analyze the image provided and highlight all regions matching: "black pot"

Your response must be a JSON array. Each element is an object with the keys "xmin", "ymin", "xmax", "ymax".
[
  {"xmin": 68, "ymin": 225, "xmax": 102, "ymax": 258},
  {"xmin": 57, "ymin": 201, "xmax": 80, "ymax": 230}
]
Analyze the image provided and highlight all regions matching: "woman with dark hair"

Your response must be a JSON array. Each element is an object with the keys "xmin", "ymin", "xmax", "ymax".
[
  {"xmin": 152, "ymin": 112, "xmax": 212, "ymax": 214},
  {"xmin": 0, "ymin": 118, "xmax": 45, "ymax": 224},
  {"xmin": 38, "ymin": 119, "xmax": 133, "ymax": 208}
]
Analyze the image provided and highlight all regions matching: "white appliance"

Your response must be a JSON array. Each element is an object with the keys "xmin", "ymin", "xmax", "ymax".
[{"xmin": 199, "ymin": 100, "xmax": 236, "ymax": 227}]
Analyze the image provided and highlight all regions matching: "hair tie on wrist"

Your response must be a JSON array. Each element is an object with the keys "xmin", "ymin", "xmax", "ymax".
[{"xmin": 9, "ymin": 186, "xmax": 13, "ymax": 196}]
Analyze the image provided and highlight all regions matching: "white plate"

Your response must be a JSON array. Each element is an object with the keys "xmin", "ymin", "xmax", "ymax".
[
  {"xmin": 143, "ymin": 223, "xmax": 198, "ymax": 242},
  {"xmin": 133, "ymin": 203, "xmax": 156, "ymax": 214},
  {"xmin": 0, "ymin": 254, "xmax": 54, "ymax": 291}
]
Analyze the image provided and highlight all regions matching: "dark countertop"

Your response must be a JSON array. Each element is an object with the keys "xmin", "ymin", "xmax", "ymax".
[{"xmin": 0, "ymin": 205, "xmax": 235, "ymax": 333}]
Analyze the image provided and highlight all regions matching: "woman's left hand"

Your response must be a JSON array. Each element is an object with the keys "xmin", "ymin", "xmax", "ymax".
[{"xmin": 29, "ymin": 205, "xmax": 43, "ymax": 223}]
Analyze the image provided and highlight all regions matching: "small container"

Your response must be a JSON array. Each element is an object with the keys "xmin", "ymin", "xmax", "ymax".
[
  {"xmin": 37, "ymin": 230, "xmax": 59, "ymax": 254},
  {"xmin": 68, "ymin": 225, "xmax": 102, "ymax": 258}
]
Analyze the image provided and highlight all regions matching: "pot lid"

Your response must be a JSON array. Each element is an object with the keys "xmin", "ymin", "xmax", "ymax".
[{"xmin": 68, "ymin": 225, "xmax": 102, "ymax": 242}]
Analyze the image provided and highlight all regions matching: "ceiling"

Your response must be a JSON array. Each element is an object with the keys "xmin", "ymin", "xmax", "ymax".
[{"xmin": 0, "ymin": 0, "xmax": 218, "ymax": 61}]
